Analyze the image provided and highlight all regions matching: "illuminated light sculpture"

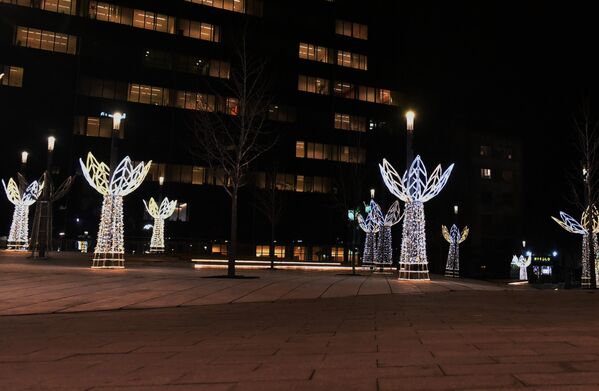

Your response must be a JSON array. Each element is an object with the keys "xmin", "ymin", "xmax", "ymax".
[
  {"xmin": 357, "ymin": 200, "xmax": 383, "ymax": 265},
  {"xmin": 80, "ymin": 152, "xmax": 151, "ymax": 268},
  {"xmin": 552, "ymin": 207, "xmax": 599, "ymax": 288},
  {"xmin": 511, "ymin": 255, "xmax": 532, "ymax": 281},
  {"xmin": 379, "ymin": 155, "xmax": 454, "ymax": 280},
  {"xmin": 442, "ymin": 224, "xmax": 469, "ymax": 277},
  {"xmin": 375, "ymin": 201, "xmax": 403, "ymax": 266},
  {"xmin": 2, "ymin": 177, "xmax": 43, "ymax": 250},
  {"xmin": 143, "ymin": 197, "xmax": 177, "ymax": 253}
]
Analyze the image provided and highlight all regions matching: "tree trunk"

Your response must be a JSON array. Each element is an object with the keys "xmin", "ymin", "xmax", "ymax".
[{"xmin": 228, "ymin": 189, "xmax": 238, "ymax": 278}]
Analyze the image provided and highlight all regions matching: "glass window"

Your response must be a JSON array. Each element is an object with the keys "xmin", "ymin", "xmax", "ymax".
[
  {"xmin": 481, "ymin": 168, "xmax": 492, "ymax": 179},
  {"xmin": 0, "ymin": 65, "xmax": 24, "ymax": 87},
  {"xmin": 15, "ymin": 27, "xmax": 77, "ymax": 54},
  {"xmin": 293, "ymin": 246, "xmax": 305, "ymax": 261},
  {"xmin": 192, "ymin": 166, "xmax": 205, "ymax": 185}
]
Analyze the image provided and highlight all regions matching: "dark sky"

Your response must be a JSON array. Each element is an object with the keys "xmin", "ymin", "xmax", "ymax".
[{"xmin": 392, "ymin": 1, "xmax": 599, "ymax": 251}]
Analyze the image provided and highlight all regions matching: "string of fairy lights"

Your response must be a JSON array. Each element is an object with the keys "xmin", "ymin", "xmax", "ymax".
[
  {"xmin": 2, "ymin": 178, "xmax": 43, "ymax": 250},
  {"xmin": 143, "ymin": 197, "xmax": 177, "ymax": 253},
  {"xmin": 442, "ymin": 224, "xmax": 469, "ymax": 278}
]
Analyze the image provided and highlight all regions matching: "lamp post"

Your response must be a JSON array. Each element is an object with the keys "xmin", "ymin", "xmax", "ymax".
[
  {"xmin": 31, "ymin": 135, "xmax": 74, "ymax": 258},
  {"xmin": 405, "ymin": 110, "xmax": 415, "ymax": 168},
  {"xmin": 109, "ymin": 112, "xmax": 124, "ymax": 171},
  {"xmin": 20, "ymin": 151, "xmax": 28, "ymax": 178}
]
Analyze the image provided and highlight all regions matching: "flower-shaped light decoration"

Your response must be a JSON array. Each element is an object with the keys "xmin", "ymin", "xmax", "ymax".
[
  {"xmin": 442, "ymin": 224, "xmax": 469, "ymax": 278},
  {"xmin": 511, "ymin": 255, "xmax": 532, "ymax": 281},
  {"xmin": 379, "ymin": 155, "xmax": 454, "ymax": 280},
  {"xmin": 2, "ymin": 177, "xmax": 43, "ymax": 250},
  {"xmin": 357, "ymin": 200, "xmax": 384, "ymax": 265},
  {"xmin": 80, "ymin": 152, "xmax": 151, "ymax": 268},
  {"xmin": 375, "ymin": 201, "xmax": 403, "ymax": 266},
  {"xmin": 143, "ymin": 197, "xmax": 177, "ymax": 253},
  {"xmin": 552, "ymin": 206, "xmax": 599, "ymax": 288}
]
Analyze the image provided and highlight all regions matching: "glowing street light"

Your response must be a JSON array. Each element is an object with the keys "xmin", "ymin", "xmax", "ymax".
[
  {"xmin": 21, "ymin": 151, "xmax": 29, "ymax": 165},
  {"xmin": 47, "ymin": 136, "xmax": 56, "ymax": 152},
  {"xmin": 405, "ymin": 110, "xmax": 415, "ymax": 132}
]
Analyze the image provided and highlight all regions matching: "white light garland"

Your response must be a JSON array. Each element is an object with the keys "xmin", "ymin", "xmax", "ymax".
[
  {"xmin": 511, "ymin": 255, "xmax": 532, "ymax": 281},
  {"xmin": 379, "ymin": 156, "xmax": 454, "ymax": 280},
  {"xmin": 552, "ymin": 207, "xmax": 599, "ymax": 288},
  {"xmin": 442, "ymin": 224, "xmax": 469, "ymax": 277},
  {"xmin": 143, "ymin": 197, "xmax": 177, "ymax": 253},
  {"xmin": 2, "ymin": 178, "xmax": 43, "ymax": 250},
  {"xmin": 80, "ymin": 152, "xmax": 151, "ymax": 268},
  {"xmin": 358, "ymin": 200, "xmax": 402, "ymax": 266}
]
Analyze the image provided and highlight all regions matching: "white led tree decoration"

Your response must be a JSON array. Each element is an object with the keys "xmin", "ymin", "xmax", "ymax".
[
  {"xmin": 358, "ymin": 200, "xmax": 402, "ymax": 266},
  {"xmin": 2, "ymin": 177, "xmax": 43, "ymax": 250},
  {"xmin": 357, "ymin": 200, "xmax": 383, "ymax": 265},
  {"xmin": 379, "ymin": 155, "xmax": 454, "ymax": 280},
  {"xmin": 511, "ymin": 255, "xmax": 532, "ymax": 281},
  {"xmin": 552, "ymin": 207, "xmax": 599, "ymax": 288},
  {"xmin": 80, "ymin": 152, "xmax": 151, "ymax": 268},
  {"xmin": 143, "ymin": 197, "xmax": 177, "ymax": 253},
  {"xmin": 442, "ymin": 224, "xmax": 469, "ymax": 277},
  {"xmin": 375, "ymin": 201, "xmax": 403, "ymax": 266}
]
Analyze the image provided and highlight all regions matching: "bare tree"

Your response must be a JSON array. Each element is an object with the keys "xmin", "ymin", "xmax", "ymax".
[
  {"xmin": 253, "ymin": 170, "xmax": 284, "ymax": 269},
  {"xmin": 568, "ymin": 102, "xmax": 599, "ymax": 288},
  {"xmin": 191, "ymin": 33, "xmax": 274, "ymax": 277}
]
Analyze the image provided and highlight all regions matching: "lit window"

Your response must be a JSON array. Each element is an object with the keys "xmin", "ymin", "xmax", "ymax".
[
  {"xmin": 331, "ymin": 247, "xmax": 344, "ymax": 262},
  {"xmin": 298, "ymin": 75, "xmax": 329, "ymax": 95},
  {"xmin": 481, "ymin": 168, "xmax": 492, "ymax": 179},
  {"xmin": 293, "ymin": 246, "xmax": 305, "ymax": 261},
  {"xmin": 334, "ymin": 113, "xmax": 366, "ymax": 132},
  {"xmin": 0, "ymin": 65, "xmax": 24, "ymax": 87},
  {"xmin": 295, "ymin": 141, "xmax": 306, "ymax": 158},
  {"xmin": 15, "ymin": 26, "xmax": 77, "ymax": 54},
  {"xmin": 335, "ymin": 19, "xmax": 368, "ymax": 40}
]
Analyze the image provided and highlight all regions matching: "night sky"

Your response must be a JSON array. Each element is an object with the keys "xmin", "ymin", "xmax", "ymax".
[{"xmin": 396, "ymin": 1, "xmax": 599, "ymax": 253}]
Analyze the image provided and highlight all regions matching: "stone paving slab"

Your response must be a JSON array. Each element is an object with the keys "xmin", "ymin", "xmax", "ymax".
[
  {"xmin": 0, "ymin": 254, "xmax": 507, "ymax": 315},
  {"xmin": 3, "ymin": 289, "xmax": 599, "ymax": 389}
]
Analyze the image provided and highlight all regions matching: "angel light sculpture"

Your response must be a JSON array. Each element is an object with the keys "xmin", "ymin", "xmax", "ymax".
[
  {"xmin": 442, "ymin": 225, "xmax": 469, "ymax": 277},
  {"xmin": 80, "ymin": 152, "xmax": 151, "ymax": 268},
  {"xmin": 552, "ymin": 207, "xmax": 599, "ymax": 288},
  {"xmin": 380, "ymin": 155, "xmax": 454, "ymax": 280},
  {"xmin": 375, "ymin": 201, "xmax": 403, "ymax": 266},
  {"xmin": 511, "ymin": 255, "xmax": 532, "ymax": 281},
  {"xmin": 143, "ymin": 197, "xmax": 177, "ymax": 253},
  {"xmin": 358, "ymin": 200, "xmax": 383, "ymax": 265},
  {"xmin": 2, "ymin": 177, "xmax": 43, "ymax": 250}
]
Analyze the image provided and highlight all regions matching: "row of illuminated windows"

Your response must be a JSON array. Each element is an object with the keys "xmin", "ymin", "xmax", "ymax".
[
  {"xmin": 295, "ymin": 141, "xmax": 366, "ymax": 164},
  {"xmin": 89, "ymin": 1, "xmax": 219, "ymax": 42},
  {"xmin": 15, "ymin": 26, "xmax": 77, "ymax": 54},
  {"xmin": 334, "ymin": 113, "xmax": 367, "ymax": 132},
  {"xmin": 335, "ymin": 19, "xmax": 368, "ymax": 40},
  {"xmin": 143, "ymin": 49, "xmax": 230, "ymax": 79},
  {"xmin": 142, "ymin": 162, "xmax": 333, "ymax": 194},
  {"xmin": 0, "ymin": 0, "xmax": 77, "ymax": 15},
  {"xmin": 184, "ymin": 0, "xmax": 264, "ymax": 15},
  {"xmin": 184, "ymin": 0, "xmax": 244, "ymax": 12},
  {"xmin": 254, "ymin": 172, "xmax": 332, "ymax": 194},
  {"xmin": 298, "ymin": 43, "xmax": 367, "ymax": 70},
  {"xmin": 298, "ymin": 75, "xmax": 398, "ymax": 105},
  {"xmin": 78, "ymin": 78, "xmax": 238, "ymax": 115},
  {"xmin": 255, "ymin": 245, "xmax": 344, "ymax": 262},
  {"xmin": 73, "ymin": 116, "xmax": 124, "ymax": 138},
  {"xmin": 0, "ymin": 65, "xmax": 24, "ymax": 87}
]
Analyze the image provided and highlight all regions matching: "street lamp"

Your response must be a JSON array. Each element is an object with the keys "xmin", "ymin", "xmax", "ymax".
[
  {"xmin": 405, "ymin": 110, "xmax": 415, "ymax": 169},
  {"xmin": 370, "ymin": 188, "xmax": 375, "ymax": 199},
  {"xmin": 21, "ymin": 151, "xmax": 29, "ymax": 165}
]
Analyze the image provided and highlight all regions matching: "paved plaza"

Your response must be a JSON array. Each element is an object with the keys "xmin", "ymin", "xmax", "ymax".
[{"xmin": 2, "ymin": 252, "xmax": 599, "ymax": 390}]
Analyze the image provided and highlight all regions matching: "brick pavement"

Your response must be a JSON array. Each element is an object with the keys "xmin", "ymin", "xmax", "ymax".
[{"xmin": 3, "ymin": 253, "xmax": 599, "ymax": 390}]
